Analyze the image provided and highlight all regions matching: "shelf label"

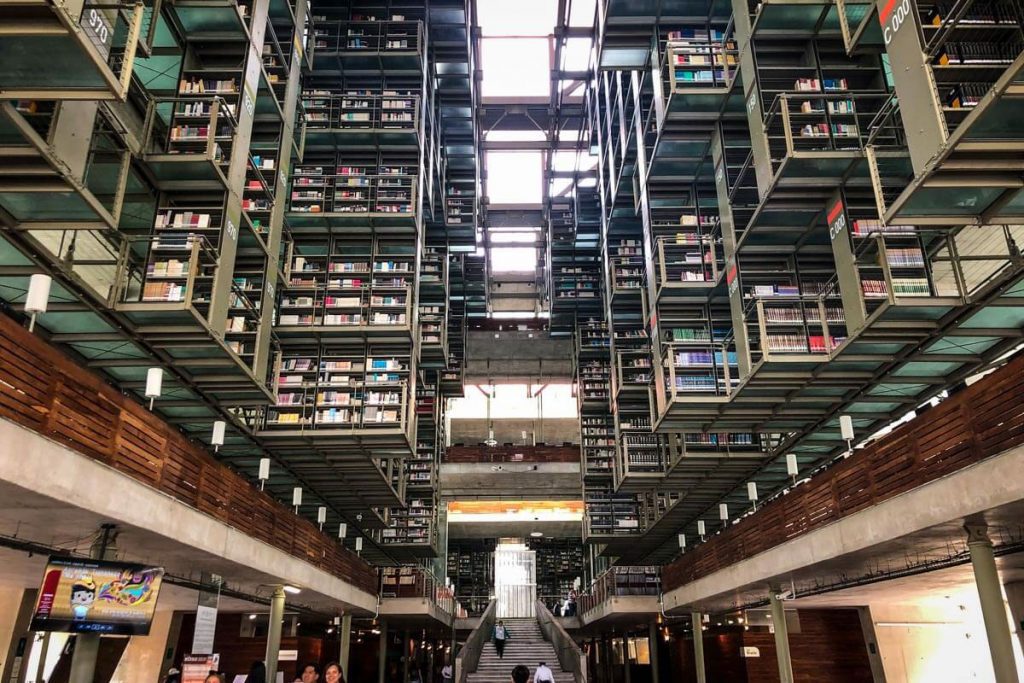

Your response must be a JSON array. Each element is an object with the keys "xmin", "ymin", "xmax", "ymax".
[
  {"xmin": 827, "ymin": 198, "xmax": 847, "ymax": 241},
  {"xmin": 266, "ymin": 281, "xmax": 275, "ymax": 297},
  {"xmin": 81, "ymin": 6, "xmax": 113, "ymax": 59},
  {"xmin": 878, "ymin": 0, "xmax": 911, "ymax": 44},
  {"xmin": 726, "ymin": 261, "xmax": 739, "ymax": 298},
  {"xmin": 243, "ymin": 82, "xmax": 256, "ymax": 118},
  {"xmin": 742, "ymin": 647, "xmax": 760, "ymax": 658},
  {"xmin": 226, "ymin": 218, "xmax": 237, "ymax": 242}
]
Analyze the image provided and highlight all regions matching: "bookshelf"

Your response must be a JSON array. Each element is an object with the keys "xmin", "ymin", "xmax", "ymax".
[
  {"xmin": 665, "ymin": 25, "xmax": 738, "ymax": 92},
  {"xmin": 527, "ymin": 538, "xmax": 584, "ymax": 600}
]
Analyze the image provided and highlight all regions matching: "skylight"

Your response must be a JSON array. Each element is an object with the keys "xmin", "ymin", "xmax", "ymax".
[
  {"xmin": 477, "ymin": 0, "xmax": 557, "ymax": 35},
  {"xmin": 490, "ymin": 247, "xmax": 538, "ymax": 272},
  {"xmin": 481, "ymin": 38, "xmax": 551, "ymax": 98},
  {"xmin": 486, "ymin": 152, "xmax": 544, "ymax": 204}
]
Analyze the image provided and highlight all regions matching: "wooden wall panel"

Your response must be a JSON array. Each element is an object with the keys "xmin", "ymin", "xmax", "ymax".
[
  {"xmin": 664, "ymin": 351, "xmax": 1024, "ymax": 593},
  {"xmin": 0, "ymin": 313, "xmax": 378, "ymax": 596}
]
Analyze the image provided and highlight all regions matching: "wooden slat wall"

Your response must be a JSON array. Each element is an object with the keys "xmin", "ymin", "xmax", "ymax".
[
  {"xmin": 0, "ymin": 313, "xmax": 378, "ymax": 597},
  {"xmin": 663, "ymin": 351, "xmax": 1024, "ymax": 593}
]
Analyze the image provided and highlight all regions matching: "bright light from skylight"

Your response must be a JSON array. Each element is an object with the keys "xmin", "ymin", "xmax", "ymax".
[
  {"xmin": 481, "ymin": 38, "xmax": 551, "ymax": 98},
  {"xmin": 490, "ymin": 247, "xmax": 538, "ymax": 272},
  {"xmin": 490, "ymin": 231, "xmax": 539, "ymax": 244},
  {"xmin": 477, "ymin": 0, "xmax": 557, "ymax": 35},
  {"xmin": 568, "ymin": 0, "xmax": 597, "ymax": 27},
  {"xmin": 562, "ymin": 37, "xmax": 592, "ymax": 71},
  {"xmin": 487, "ymin": 152, "xmax": 543, "ymax": 204},
  {"xmin": 484, "ymin": 130, "xmax": 548, "ymax": 142}
]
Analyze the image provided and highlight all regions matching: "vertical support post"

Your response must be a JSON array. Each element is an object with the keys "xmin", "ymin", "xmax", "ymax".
[
  {"xmin": 403, "ymin": 629, "xmax": 411, "ymax": 683},
  {"xmin": 70, "ymin": 525, "xmax": 117, "ymax": 683},
  {"xmin": 691, "ymin": 612, "xmax": 706, "ymax": 683},
  {"xmin": 622, "ymin": 635, "xmax": 631, "ymax": 683},
  {"xmin": 966, "ymin": 524, "xmax": 1020, "ymax": 683},
  {"xmin": 769, "ymin": 590, "xmax": 795, "ymax": 683},
  {"xmin": 340, "ymin": 613, "xmax": 352, "ymax": 681},
  {"xmin": 648, "ymin": 622, "xmax": 660, "ymax": 683},
  {"xmin": 378, "ymin": 620, "xmax": 388, "ymax": 683},
  {"xmin": 264, "ymin": 586, "xmax": 286, "ymax": 681}
]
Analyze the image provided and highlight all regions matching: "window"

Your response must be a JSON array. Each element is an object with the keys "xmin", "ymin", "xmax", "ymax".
[
  {"xmin": 568, "ymin": 0, "xmax": 597, "ymax": 27},
  {"xmin": 477, "ymin": 0, "xmax": 557, "ymax": 36},
  {"xmin": 486, "ymin": 152, "xmax": 543, "ymax": 204},
  {"xmin": 562, "ymin": 37, "xmax": 592, "ymax": 71},
  {"xmin": 481, "ymin": 38, "xmax": 551, "ymax": 98},
  {"xmin": 490, "ymin": 247, "xmax": 537, "ymax": 272},
  {"xmin": 449, "ymin": 383, "xmax": 579, "ymax": 419},
  {"xmin": 490, "ymin": 231, "xmax": 540, "ymax": 244}
]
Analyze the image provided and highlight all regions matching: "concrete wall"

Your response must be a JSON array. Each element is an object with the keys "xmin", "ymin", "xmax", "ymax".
[
  {"xmin": 0, "ymin": 586, "xmax": 25, "ymax": 678},
  {"xmin": 110, "ymin": 609, "xmax": 175, "ymax": 683},
  {"xmin": 449, "ymin": 418, "xmax": 579, "ymax": 446},
  {"xmin": 867, "ymin": 590, "xmax": 1024, "ymax": 683}
]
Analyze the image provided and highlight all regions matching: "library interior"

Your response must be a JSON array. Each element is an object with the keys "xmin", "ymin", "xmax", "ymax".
[{"xmin": 1, "ymin": 0, "xmax": 1024, "ymax": 681}]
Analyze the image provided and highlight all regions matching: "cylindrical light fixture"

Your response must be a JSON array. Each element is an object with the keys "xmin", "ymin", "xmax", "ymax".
[
  {"xmin": 786, "ymin": 453, "xmax": 799, "ymax": 479},
  {"xmin": 292, "ymin": 487, "xmax": 303, "ymax": 512},
  {"xmin": 25, "ymin": 274, "xmax": 52, "ymax": 333},
  {"xmin": 211, "ymin": 420, "xmax": 226, "ymax": 451},
  {"xmin": 145, "ymin": 368, "xmax": 163, "ymax": 410},
  {"xmin": 840, "ymin": 414, "xmax": 854, "ymax": 441},
  {"xmin": 317, "ymin": 506, "xmax": 327, "ymax": 530},
  {"xmin": 338, "ymin": 522, "xmax": 347, "ymax": 539},
  {"xmin": 719, "ymin": 503, "xmax": 729, "ymax": 522},
  {"xmin": 354, "ymin": 537, "xmax": 363, "ymax": 554},
  {"xmin": 747, "ymin": 482, "xmax": 758, "ymax": 502},
  {"xmin": 258, "ymin": 457, "xmax": 271, "ymax": 490},
  {"xmin": 697, "ymin": 520, "xmax": 706, "ymax": 539},
  {"xmin": 677, "ymin": 533, "xmax": 686, "ymax": 550}
]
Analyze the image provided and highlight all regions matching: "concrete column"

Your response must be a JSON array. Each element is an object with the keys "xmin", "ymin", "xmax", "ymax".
[
  {"xmin": 690, "ymin": 612, "xmax": 706, "ymax": 683},
  {"xmin": 339, "ymin": 613, "xmax": 352, "ymax": 681},
  {"xmin": 378, "ymin": 620, "xmax": 388, "ymax": 683},
  {"xmin": 768, "ymin": 590, "xmax": 795, "ymax": 683},
  {"xmin": 70, "ymin": 525, "xmax": 116, "ymax": 683},
  {"xmin": 264, "ymin": 586, "xmax": 286, "ymax": 680},
  {"xmin": 966, "ymin": 524, "xmax": 1020, "ymax": 683},
  {"xmin": 648, "ymin": 622, "xmax": 660, "ymax": 683}
]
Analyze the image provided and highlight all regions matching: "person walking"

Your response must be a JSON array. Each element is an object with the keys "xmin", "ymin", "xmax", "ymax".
[
  {"xmin": 492, "ymin": 619, "xmax": 511, "ymax": 659},
  {"xmin": 533, "ymin": 662, "xmax": 555, "ymax": 683},
  {"xmin": 441, "ymin": 663, "xmax": 453, "ymax": 683}
]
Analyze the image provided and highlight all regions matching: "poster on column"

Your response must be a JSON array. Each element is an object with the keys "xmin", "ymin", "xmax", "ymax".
[
  {"xmin": 183, "ymin": 654, "xmax": 220, "ymax": 683},
  {"xmin": 30, "ymin": 556, "xmax": 165, "ymax": 635}
]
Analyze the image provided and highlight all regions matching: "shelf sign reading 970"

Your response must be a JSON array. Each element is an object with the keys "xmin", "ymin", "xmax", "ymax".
[{"xmin": 30, "ymin": 557, "xmax": 165, "ymax": 635}]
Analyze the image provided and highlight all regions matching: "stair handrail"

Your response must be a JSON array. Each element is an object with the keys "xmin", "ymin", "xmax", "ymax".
[
  {"xmin": 535, "ymin": 600, "xmax": 587, "ymax": 683},
  {"xmin": 455, "ymin": 598, "xmax": 496, "ymax": 683}
]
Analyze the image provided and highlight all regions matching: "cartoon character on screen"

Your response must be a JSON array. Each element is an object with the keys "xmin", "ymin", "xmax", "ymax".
[{"xmin": 70, "ymin": 577, "xmax": 96, "ymax": 621}]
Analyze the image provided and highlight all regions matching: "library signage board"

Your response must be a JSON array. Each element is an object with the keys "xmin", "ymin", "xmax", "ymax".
[
  {"xmin": 80, "ymin": 7, "xmax": 114, "ymax": 59},
  {"xmin": 874, "ymin": 0, "xmax": 947, "ymax": 172},
  {"xmin": 30, "ymin": 557, "xmax": 165, "ymax": 635},
  {"xmin": 183, "ymin": 654, "xmax": 220, "ymax": 683},
  {"xmin": 827, "ymin": 191, "xmax": 867, "ymax": 331}
]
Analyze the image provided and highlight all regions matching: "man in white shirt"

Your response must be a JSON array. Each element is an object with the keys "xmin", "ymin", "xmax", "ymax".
[
  {"xmin": 441, "ymin": 663, "xmax": 453, "ymax": 682},
  {"xmin": 533, "ymin": 661, "xmax": 555, "ymax": 683}
]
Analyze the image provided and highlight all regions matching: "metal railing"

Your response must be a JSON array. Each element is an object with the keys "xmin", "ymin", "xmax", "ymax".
[
  {"xmin": 313, "ymin": 19, "xmax": 424, "ymax": 54},
  {"xmin": 536, "ymin": 601, "xmax": 587, "ymax": 683},
  {"xmin": 654, "ymin": 232, "xmax": 722, "ymax": 293},
  {"xmin": 111, "ymin": 234, "xmax": 219, "ymax": 310},
  {"xmin": 143, "ymin": 96, "xmax": 239, "ymax": 164},
  {"xmin": 380, "ymin": 566, "xmax": 456, "ymax": 616},
  {"xmin": 663, "ymin": 23, "xmax": 739, "ymax": 94},
  {"xmin": 455, "ymin": 599, "xmax": 497, "ymax": 683},
  {"xmin": 265, "ymin": 378, "xmax": 413, "ymax": 434},
  {"xmin": 578, "ymin": 566, "xmax": 661, "ymax": 617},
  {"xmin": 277, "ymin": 285, "xmax": 413, "ymax": 329},
  {"xmin": 662, "ymin": 340, "xmax": 737, "ymax": 399},
  {"xmin": 289, "ymin": 170, "xmax": 417, "ymax": 215}
]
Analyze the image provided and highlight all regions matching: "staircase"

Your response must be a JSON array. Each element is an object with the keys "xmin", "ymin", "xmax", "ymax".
[{"xmin": 467, "ymin": 618, "xmax": 575, "ymax": 683}]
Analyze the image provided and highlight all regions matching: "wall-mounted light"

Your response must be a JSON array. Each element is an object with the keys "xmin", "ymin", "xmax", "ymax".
[
  {"xmin": 211, "ymin": 420, "xmax": 226, "ymax": 452},
  {"xmin": 697, "ymin": 520, "xmax": 706, "ymax": 541},
  {"xmin": 355, "ymin": 537, "xmax": 363, "ymax": 555},
  {"xmin": 283, "ymin": 585, "xmax": 301, "ymax": 595},
  {"xmin": 677, "ymin": 533, "xmax": 686, "ymax": 551},
  {"xmin": 338, "ymin": 522, "xmax": 347, "ymax": 539},
  {"xmin": 145, "ymin": 368, "xmax": 163, "ymax": 410},
  {"xmin": 786, "ymin": 453, "xmax": 799, "ymax": 483},
  {"xmin": 747, "ymin": 482, "xmax": 759, "ymax": 511},
  {"xmin": 317, "ymin": 506, "xmax": 327, "ymax": 531},
  {"xmin": 258, "ymin": 457, "xmax": 271, "ymax": 490},
  {"xmin": 719, "ymin": 503, "xmax": 729, "ymax": 525},
  {"xmin": 24, "ymin": 274, "xmax": 51, "ymax": 333},
  {"xmin": 840, "ymin": 414, "xmax": 854, "ymax": 454},
  {"xmin": 292, "ymin": 487, "xmax": 303, "ymax": 513}
]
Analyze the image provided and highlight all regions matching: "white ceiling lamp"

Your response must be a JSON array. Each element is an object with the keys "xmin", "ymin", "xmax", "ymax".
[
  {"xmin": 145, "ymin": 368, "xmax": 163, "ymax": 410},
  {"xmin": 719, "ymin": 503, "xmax": 729, "ymax": 526},
  {"xmin": 317, "ymin": 506, "xmax": 327, "ymax": 531},
  {"xmin": 747, "ymin": 482, "xmax": 759, "ymax": 511},
  {"xmin": 677, "ymin": 533, "xmax": 686, "ymax": 551},
  {"xmin": 338, "ymin": 522, "xmax": 347, "ymax": 539},
  {"xmin": 258, "ymin": 457, "xmax": 271, "ymax": 490},
  {"xmin": 211, "ymin": 420, "xmax": 226, "ymax": 452},
  {"xmin": 292, "ymin": 487, "xmax": 303, "ymax": 513},
  {"xmin": 786, "ymin": 453, "xmax": 799, "ymax": 483},
  {"xmin": 697, "ymin": 520, "xmax": 706, "ymax": 541},
  {"xmin": 24, "ymin": 273, "xmax": 52, "ymax": 333},
  {"xmin": 354, "ymin": 537, "xmax": 363, "ymax": 555},
  {"xmin": 840, "ymin": 414, "xmax": 855, "ymax": 454}
]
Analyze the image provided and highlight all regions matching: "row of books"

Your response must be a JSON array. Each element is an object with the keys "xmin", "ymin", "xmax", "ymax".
[{"xmin": 793, "ymin": 77, "xmax": 848, "ymax": 92}]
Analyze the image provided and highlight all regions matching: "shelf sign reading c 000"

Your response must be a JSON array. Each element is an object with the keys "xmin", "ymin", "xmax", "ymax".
[{"xmin": 827, "ymin": 199, "xmax": 847, "ymax": 241}]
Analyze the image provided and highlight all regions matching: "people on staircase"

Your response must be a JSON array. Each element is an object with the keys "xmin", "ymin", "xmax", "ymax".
[
  {"xmin": 511, "ymin": 664, "xmax": 530, "ymax": 683},
  {"xmin": 533, "ymin": 662, "xmax": 555, "ymax": 683},
  {"xmin": 492, "ymin": 619, "xmax": 511, "ymax": 658}
]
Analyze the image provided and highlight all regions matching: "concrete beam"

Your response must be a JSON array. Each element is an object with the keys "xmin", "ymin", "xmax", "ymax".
[{"xmin": 663, "ymin": 442, "xmax": 1024, "ymax": 612}]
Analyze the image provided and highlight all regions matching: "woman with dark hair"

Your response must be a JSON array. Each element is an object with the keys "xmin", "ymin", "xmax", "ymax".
[
  {"xmin": 246, "ymin": 660, "xmax": 267, "ymax": 683},
  {"xmin": 323, "ymin": 661, "xmax": 344, "ymax": 683}
]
